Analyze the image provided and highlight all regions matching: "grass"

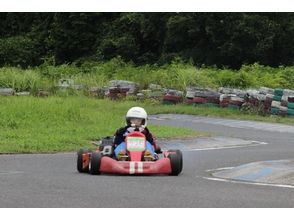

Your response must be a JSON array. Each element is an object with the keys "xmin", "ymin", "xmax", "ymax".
[
  {"xmin": 1, "ymin": 95, "xmax": 293, "ymax": 154},
  {"xmin": 1, "ymin": 59, "xmax": 293, "ymax": 154},
  {"xmin": 0, "ymin": 96, "xmax": 200, "ymax": 154},
  {"xmin": 0, "ymin": 59, "xmax": 294, "ymax": 94}
]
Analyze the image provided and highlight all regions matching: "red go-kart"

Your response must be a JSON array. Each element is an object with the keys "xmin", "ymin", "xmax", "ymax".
[{"xmin": 77, "ymin": 131, "xmax": 183, "ymax": 175}]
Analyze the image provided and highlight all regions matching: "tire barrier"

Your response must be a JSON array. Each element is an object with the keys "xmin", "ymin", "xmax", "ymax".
[
  {"xmin": 0, "ymin": 88, "xmax": 15, "ymax": 96},
  {"xmin": 2, "ymin": 81, "xmax": 294, "ymax": 118},
  {"xmin": 269, "ymin": 89, "xmax": 294, "ymax": 117},
  {"xmin": 162, "ymin": 89, "xmax": 184, "ymax": 104},
  {"xmin": 186, "ymin": 87, "xmax": 294, "ymax": 117}
]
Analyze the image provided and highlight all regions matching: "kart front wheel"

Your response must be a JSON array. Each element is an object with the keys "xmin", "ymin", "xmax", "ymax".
[
  {"xmin": 77, "ymin": 148, "xmax": 90, "ymax": 173},
  {"xmin": 168, "ymin": 150, "xmax": 183, "ymax": 176},
  {"xmin": 90, "ymin": 152, "xmax": 102, "ymax": 175}
]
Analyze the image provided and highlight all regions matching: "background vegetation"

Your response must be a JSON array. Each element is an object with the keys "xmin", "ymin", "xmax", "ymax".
[
  {"xmin": 1, "ymin": 13, "xmax": 294, "ymax": 153},
  {"xmin": 1, "ymin": 13, "xmax": 293, "ymax": 91},
  {"xmin": 2, "ymin": 13, "xmax": 294, "ymax": 69},
  {"xmin": 0, "ymin": 58, "xmax": 293, "ymax": 93}
]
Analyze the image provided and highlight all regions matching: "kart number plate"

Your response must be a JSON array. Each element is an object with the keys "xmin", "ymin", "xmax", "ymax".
[{"xmin": 126, "ymin": 137, "xmax": 146, "ymax": 151}]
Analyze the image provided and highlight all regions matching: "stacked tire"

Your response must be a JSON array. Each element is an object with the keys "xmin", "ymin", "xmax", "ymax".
[
  {"xmin": 271, "ymin": 89, "xmax": 284, "ymax": 115},
  {"xmin": 220, "ymin": 94, "xmax": 244, "ymax": 109},
  {"xmin": 271, "ymin": 89, "xmax": 294, "ymax": 116},
  {"xmin": 287, "ymin": 95, "xmax": 294, "ymax": 117},
  {"xmin": 185, "ymin": 87, "xmax": 220, "ymax": 108},
  {"xmin": 162, "ymin": 89, "xmax": 184, "ymax": 105}
]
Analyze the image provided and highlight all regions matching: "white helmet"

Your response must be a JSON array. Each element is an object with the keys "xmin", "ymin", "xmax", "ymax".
[{"xmin": 126, "ymin": 107, "xmax": 148, "ymax": 127}]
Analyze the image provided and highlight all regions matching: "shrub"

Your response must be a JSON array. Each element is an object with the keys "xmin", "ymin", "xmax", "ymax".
[{"xmin": 0, "ymin": 35, "xmax": 40, "ymax": 67}]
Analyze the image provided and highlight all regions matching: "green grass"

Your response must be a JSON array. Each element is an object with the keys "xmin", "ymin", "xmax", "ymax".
[
  {"xmin": 1, "ymin": 96, "xmax": 293, "ymax": 154},
  {"xmin": 0, "ymin": 59, "xmax": 294, "ymax": 94},
  {"xmin": 1, "ymin": 59, "xmax": 294, "ymax": 154},
  {"xmin": 0, "ymin": 96, "xmax": 200, "ymax": 154}
]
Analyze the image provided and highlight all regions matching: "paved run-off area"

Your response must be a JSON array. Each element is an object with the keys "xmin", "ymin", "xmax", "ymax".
[
  {"xmin": 0, "ymin": 114, "xmax": 294, "ymax": 207},
  {"xmin": 153, "ymin": 115, "xmax": 294, "ymax": 186},
  {"xmin": 210, "ymin": 160, "xmax": 294, "ymax": 187}
]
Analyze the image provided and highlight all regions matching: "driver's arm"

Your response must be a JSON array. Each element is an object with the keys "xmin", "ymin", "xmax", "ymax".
[{"xmin": 113, "ymin": 127, "xmax": 126, "ymax": 146}]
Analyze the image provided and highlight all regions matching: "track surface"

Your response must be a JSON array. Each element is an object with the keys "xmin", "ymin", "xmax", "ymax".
[{"xmin": 1, "ymin": 114, "xmax": 294, "ymax": 207}]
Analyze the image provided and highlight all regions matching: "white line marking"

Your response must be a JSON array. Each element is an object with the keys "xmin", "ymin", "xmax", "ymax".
[
  {"xmin": 203, "ymin": 176, "xmax": 294, "ymax": 189},
  {"xmin": 186, "ymin": 141, "xmax": 268, "ymax": 152},
  {"xmin": 0, "ymin": 171, "xmax": 24, "ymax": 175},
  {"xmin": 189, "ymin": 144, "xmax": 266, "ymax": 151},
  {"xmin": 149, "ymin": 117, "xmax": 167, "ymax": 121},
  {"xmin": 206, "ymin": 167, "xmax": 234, "ymax": 172},
  {"xmin": 137, "ymin": 162, "xmax": 143, "ymax": 173},
  {"xmin": 129, "ymin": 162, "xmax": 135, "ymax": 174},
  {"xmin": 251, "ymin": 141, "xmax": 267, "ymax": 145},
  {"xmin": 189, "ymin": 146, "xmax": 247, "ymax": 151}
]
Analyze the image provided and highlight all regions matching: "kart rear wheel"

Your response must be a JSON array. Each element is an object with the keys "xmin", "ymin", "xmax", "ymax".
[
  {"xmin": 168, "ymin": 150, "xmax": 183, "ymax": 176},
  {"xmin": 90, "ymin": 152, "xmax": 102, "ymax": 175},
  {"xmin": 77, "ymin": 148, "xmax": 90, "ymax": 173}
]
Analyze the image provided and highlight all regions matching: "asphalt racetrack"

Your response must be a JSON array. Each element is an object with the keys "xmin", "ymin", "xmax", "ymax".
[{"xmin": 0, "ymin": 114, "xmax": 294, "ymax": 207}]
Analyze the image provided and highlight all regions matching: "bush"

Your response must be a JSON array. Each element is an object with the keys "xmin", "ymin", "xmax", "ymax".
[
  {"xmin": 0, "ymin": 35, "xmax": 41, "ymax": 67},
  {"xmin": 0, "ymin": 67, "xmax": 46, "ymax": 92}
]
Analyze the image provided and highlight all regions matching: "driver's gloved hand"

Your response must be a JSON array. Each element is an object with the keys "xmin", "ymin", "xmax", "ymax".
[{"xmin": 155, "ymin": 149, "xmax": 162, "ymax": 154}]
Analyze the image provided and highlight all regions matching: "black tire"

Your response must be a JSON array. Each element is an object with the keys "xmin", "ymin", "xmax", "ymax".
[
  {"xmin": 77, "ymin": 148, "xmax": 90, "ymax": 173},
  {"xmin": 168, "ymin": 150, "xmax": 183, "ymax": 176},
  {"xmin": 90, "ymin": 152, "xmax": 102, "ymax": 175}
]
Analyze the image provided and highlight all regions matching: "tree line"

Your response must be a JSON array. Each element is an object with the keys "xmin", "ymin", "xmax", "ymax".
[{"xmin": 1, "ymin": 12, "xmax": 294, "ymax": 69}]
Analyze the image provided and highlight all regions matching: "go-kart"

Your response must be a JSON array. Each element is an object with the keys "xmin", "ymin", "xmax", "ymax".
[{"xmin": 77, "ymin": 131, "xmax": 183, "ymax": 175}]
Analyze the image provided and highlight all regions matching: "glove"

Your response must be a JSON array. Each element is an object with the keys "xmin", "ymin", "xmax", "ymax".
[{"xmin": 155, "ymin": 148, "xmax": 162, "ymax": 154}]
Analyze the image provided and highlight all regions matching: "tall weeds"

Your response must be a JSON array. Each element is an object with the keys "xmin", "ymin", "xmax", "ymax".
[{"xmin": 0, "ymin": 58, "xmax": 293, "ymax": 93}]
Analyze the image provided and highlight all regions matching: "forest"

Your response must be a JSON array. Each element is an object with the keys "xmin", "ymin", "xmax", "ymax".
[{"xmin": 1, "ymin": 12, "xmax": 294, "ymax": 69}]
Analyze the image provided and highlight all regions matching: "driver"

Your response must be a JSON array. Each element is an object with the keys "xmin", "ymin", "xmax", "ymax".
[{"xmin": 113, "ymin": 107, "xmax": 161, "ymax": 161}]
